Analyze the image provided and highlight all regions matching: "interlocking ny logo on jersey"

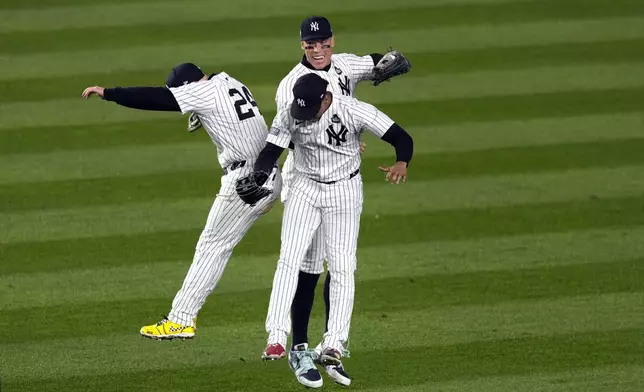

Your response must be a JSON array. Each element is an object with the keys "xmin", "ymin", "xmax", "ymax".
[
  {"xmin": 326, "ymin": 124, "xmax": 348, "ymax": 146},
  {"xmin": 297, "ymin": 98, "xmax": 306, "ymax": 107},
  {"xmin": 310, "ymin": 22, "xmax": 319, "ymax": 31},
  {"xmin": 338, "ymin": 76, "xmax": 351, "ymax": 96}
]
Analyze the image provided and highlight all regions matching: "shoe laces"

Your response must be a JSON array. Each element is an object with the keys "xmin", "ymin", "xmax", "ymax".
[
  {"xmin": 295, "ymin": 349, "xmax": 317, "ymax": 371},
  {"xmin": 156, "ymin": 315, "xmax": 169, "ymax": 326}
]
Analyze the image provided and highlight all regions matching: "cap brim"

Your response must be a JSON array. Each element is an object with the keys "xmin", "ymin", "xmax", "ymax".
[
  {"xmin": 290, "ymin": 100, "xmax": 321, "ymax": 121},
  {"xmin": 301, "ymin": 32, "xmax": 332, "ymax": 42}
]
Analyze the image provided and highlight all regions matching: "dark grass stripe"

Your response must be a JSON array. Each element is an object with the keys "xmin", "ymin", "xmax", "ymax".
[
  {"xmin": 0, "ymin": 0, "xmax": 159, "ymax": 10},
  {"xmin": 4, "ymin": 39, "xmax": 644, "ymax": 104},
  {"xmin": 2, "ymin": 0, "xmax": 643, "ymax": 54},
  {"xmin": 5, "ymin": 328, "xmax": 643, "ymax": 391},
  {"xmin": 3, "ymin": 138, "xmax": 644, "ymax": 212},
  {"xmin": 0, "ymin": 259, "xmax": 641, "ymax": 342},
  {"xmin": 1, "ymin": 195, "xmax": 643, "ymax": 275},
  {"xmin": 3, "ymin": 87, "xmax": 644, "ymax": 155}
]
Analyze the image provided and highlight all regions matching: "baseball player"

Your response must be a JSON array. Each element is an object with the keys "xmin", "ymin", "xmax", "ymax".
[
  {"xmin": 236, "ymin": 73, "xmax": 414, "ymax": 388},
  {"xmin": 239, "ymin": 15, "xmax": 409, "ymax": 387},
  {"xmin": 81, "ymin": 63, "xmax": 281, "ymax": 339}
]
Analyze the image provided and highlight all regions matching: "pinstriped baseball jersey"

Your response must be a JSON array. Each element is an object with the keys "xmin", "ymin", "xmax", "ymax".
[
  {"xmin": 169, "ymin": 72, "xmax": 266, "ymax": 169},
  {"xmin": 268, "ymin": 95, "xmax": 394, "ymax": 182},
  {"xmin": 275, "ymin": 54, "xmax": 374, "ymax": 110}
]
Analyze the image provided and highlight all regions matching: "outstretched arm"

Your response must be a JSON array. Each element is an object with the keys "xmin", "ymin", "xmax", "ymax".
[
  {"xmin": 82, "ymin": 86, "xmax": 181, "ymax": 112},
  {"xmin": 352, "ymin": 99, "xmax": 413, "ymax": 184},
  {"xmin": 378, "ymin": 123, "xmax": 414, "ymax": 184}
]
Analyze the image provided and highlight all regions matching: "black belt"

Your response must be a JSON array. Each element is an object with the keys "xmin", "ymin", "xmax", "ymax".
[
  {"xmin": 313, "ymin": 169, "xmax": 360, "ymax": 185},
  {"xmin": 223, "ymin": 160, "xmax": 246, "ymax": 175}
]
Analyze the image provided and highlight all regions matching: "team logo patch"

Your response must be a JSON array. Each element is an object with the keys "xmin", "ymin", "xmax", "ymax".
[
  {"xmin": 310, "ymin": 22, "xmax": 319, "ymax": 31},
  {"xmin": 297, "ymin": 98, "xmax": 306, "ymax": 107},
  {"xmin": 331, "ymin": 114, "xmax": 341, "ymax": 124},
  {"xmin": 326, "ymin": 124, "xmax": 348, "ymax": 146},
  {"xmin": 334, "ymin": 66, "xmax": 343, "ymax": 75}
]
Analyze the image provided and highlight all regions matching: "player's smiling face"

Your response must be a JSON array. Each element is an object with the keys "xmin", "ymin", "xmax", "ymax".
[{"xmin": 301, "ymin": 37, "xmax": 334, "ymax": 69}]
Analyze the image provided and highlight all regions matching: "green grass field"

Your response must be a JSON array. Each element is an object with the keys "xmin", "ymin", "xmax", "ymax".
[{"xmin": 1, "ymin": 0, "xmax": 644, "ymax": 390}]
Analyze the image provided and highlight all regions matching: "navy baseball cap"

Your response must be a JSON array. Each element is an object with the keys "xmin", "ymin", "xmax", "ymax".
[
  {"xmin": 300, "ymin": 16, "xmax": 333, "ymax": 42},
  {"xmin": 165, "ymin": 63, "xmax": 205, "ymax": 88},
  {"xmin": 290, "ymin": 74, "xmax": 329, "ymax": 121}
]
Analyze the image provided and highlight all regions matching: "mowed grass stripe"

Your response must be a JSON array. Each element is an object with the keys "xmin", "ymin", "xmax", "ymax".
[
  {"xmin": 2, "ymin": 190, "xmax": 643, "ymax": 251},
  {"xmin": 0, "ymin": 0, "xmax": 478, "ymax": 31},
  {"xmin": 371, "ymin": 366, "xmax": 644, "ymax": 392},
  {"xmin": 0, "ymin": 0, "xmax": 166, "ymax": 10},
  {"xmin": 3, "ymin": 111, "xmax": 641, "ymax": 156},
  {"xmin": 3, "ymin": 136, "xmax": 644, "ymax": 186},
  {"xmin": 3, "ymin": 225, "xmax": 643, "ymax": 309},
  {"xmin": 0, "ymin": 0, "xmax": 539, "ymax": 11},
  {"xmin": 0, "ymin": 218, "xmax": 637, "ymax": 276},
  {"xmin": 3, "ymin": 195, "xmax": 643, "ymax": 274},
  {"xmin": 2, "ymin": 151, "xmax": 644, "ymax": 214},
  {"xmin": 3, "ymin": 0, "xmax": 643, "ymax": 53},
  {"xmin": 355, "ymin": 63, "xmax": 644, "ymax": 104},
  {"xmin": 2, "ymin": 18, "xmax": 644, "ymax": 81},
  {"xmin": 5, "ymin": 61, "xmax": 644, "ymax": 120},
  {"xmin": 3, "ymin": 85, "xmax": 644, "ymax": 131},
  {"xmin": 0, "ymin": 293, "xmax": 640, "ymax": 381},
  {"xmin": 5, "ymin": 39, "xmax": 644, "ymax": 104},
  {"xmin": 5, "ymin": 329, "xmax": 643, "ymax": 391},
  {"xmin": 0, "ymin": 258, "xmax": 641, "ymax": 342}
]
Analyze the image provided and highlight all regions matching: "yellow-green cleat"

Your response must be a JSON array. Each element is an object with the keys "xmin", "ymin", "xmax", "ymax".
[{"xmin": 140, "ymin": 317, "xmax": 196, "ymax": 340}]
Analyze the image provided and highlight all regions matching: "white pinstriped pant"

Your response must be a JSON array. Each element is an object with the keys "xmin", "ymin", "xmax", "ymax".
[
  {"xmin": 281, "ymin": 152, "xmax": 326, "ymax": 274},
  {"xmin": 168, "ymin": 165, "xmax": 281, "ymax": 326},
  {"xmin": 266, "ymin": 172, "xmax": 363, "ymax": 352}
]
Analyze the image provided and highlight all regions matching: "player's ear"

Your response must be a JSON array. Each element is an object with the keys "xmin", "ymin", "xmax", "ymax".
[
  {"xmin": 301, "ymin": 41, "xmax": 307, "ymax": 50},
  {"xmin": 329, "ymin": 37, "xmax": 335, "ymax": 47}
]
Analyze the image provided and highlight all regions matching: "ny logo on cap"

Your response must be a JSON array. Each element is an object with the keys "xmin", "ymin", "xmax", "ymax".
[
  {"xmin": 297, "ymin": 98, "xmax": 306, "ymax": 107},
  {"xmin": 310, "ymin": 22, "xmax": 319, "ymax": 31}
]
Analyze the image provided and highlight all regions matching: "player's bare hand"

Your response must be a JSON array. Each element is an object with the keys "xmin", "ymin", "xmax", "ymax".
[
  {"xmin": 378, "ymin": 161, "xmax": 408, "ymax": 184},
  {"xmin": 359, "ymin": 142, "xmax": 366, "ymax": 154},
  {"xmin": 82, "ymin": 86, "xmax": 105, "ymax": 99}
]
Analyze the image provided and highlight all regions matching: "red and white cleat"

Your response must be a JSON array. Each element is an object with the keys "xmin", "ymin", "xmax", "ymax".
[{"xmin": 262, "ymin": 343, "xmax": 286, "ymax": 361}]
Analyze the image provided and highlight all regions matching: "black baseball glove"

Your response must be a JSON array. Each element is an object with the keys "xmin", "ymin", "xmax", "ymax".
[
  {"xmin": 236, "ymin": 171, "xmax": 271, "ymax": 206},
  {"xmin": 372, "ymin": 49, "xmax": 412, "ymax": 86}
]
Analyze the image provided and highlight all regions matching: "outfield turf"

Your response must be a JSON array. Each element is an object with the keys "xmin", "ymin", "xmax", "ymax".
[{"xmin": 1, "ymin": 0, "xmax": 644, "ymax": 391}]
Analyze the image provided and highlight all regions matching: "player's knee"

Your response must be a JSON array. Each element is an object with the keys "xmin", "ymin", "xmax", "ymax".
[
  {"xmin": 277, "ymin": 257, "xmax": 301, "ymax": 272},
  {"xmin": 326, "ymin": 257, "xmax": 356, "ymax": 275}
]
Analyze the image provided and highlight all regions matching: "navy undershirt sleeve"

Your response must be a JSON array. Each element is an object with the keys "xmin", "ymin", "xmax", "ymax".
[
  {"xmin": 381, "ymin": 123, "xmax": 414, "ymax": 164},
  {"xmin": 103, "ymin": 87, "xmax": 181, "ymax": 112}
]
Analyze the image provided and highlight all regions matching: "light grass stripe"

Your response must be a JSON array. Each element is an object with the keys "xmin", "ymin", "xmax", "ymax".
[
  {"xmin": 363, "ymin": 112, "xmax": 644, "ymax": 156},
  {"xmin": 0, "ymin": 142, "xmax": 220, "ymax": 184},
  {"xmin": 365, "ymin": 366, "xmax": 644, "ymax": 392},
  {"xmin": 2, "ymin": 62, "xmax": 644, "ymax": 130},
  {"xmin": 1, "ymin": 112, "xmax": 642, "ymax": 176},
  {"xmin": 2, "ymin": 166, "xmax": 644, "ymax": 244},
  {"xmin": 1, "ymin": 226, "xmax": 642, "ymax": 310},
  {"xmin": 0, "ymin": 0, "xmax": 526, "ymax": 33},
  {"xmin": 355, "ymin": 63, "xmax": 644, "ymax": 104},
  {"xmin": 2, "ymin": 111, "xmax": 642, "ymax": 183},
  {"xmin": 0, "ymin": 293, "xmax": 639, "ymax": 381},
  {"xmin": 1, "ymin": 18, "xmax": 643, "ymax": 81}
]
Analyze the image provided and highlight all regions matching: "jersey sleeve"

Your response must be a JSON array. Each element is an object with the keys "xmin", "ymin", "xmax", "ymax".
[
  {"xmin": 266, "ymin": 108, "xmax": 292, "ymax": 148},
  {"xmin": 168, "ymin": 80, "xmax": 219, "ymax": 114},
  {"xmin": 275, "ymin": 76, "xmax": 296, "ymax": 111},
  {"xmin": 339, "ymin": 53, "xmax": 375, "ymax": 82},
  {"xmin": 351, "ymin": 99, "xmax": 395, "ymax": 138}
]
